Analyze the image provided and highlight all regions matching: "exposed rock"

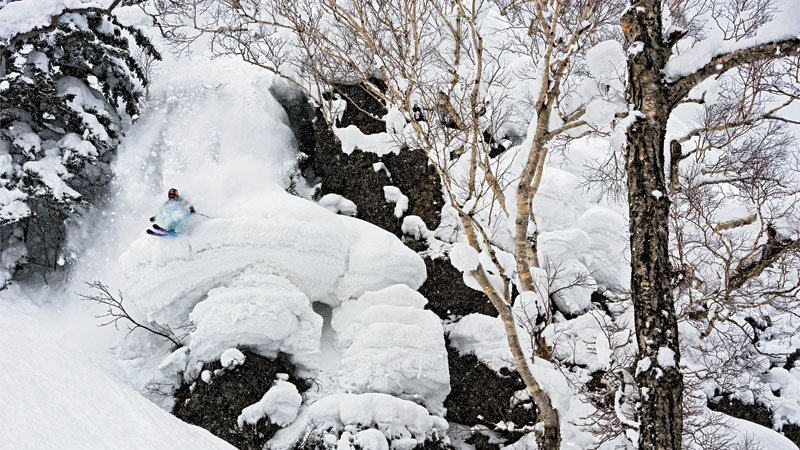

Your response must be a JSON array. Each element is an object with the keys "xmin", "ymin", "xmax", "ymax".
[
  {"xmin": 272, "ymin": 82, "xmax": 443, "ymax": 237},
  {"xmin": 444, "ymin": 337, "xmax": 534, "ymax": 448},
  {"xmin": 273, "ymin": 82, "xmax": 529, "ymax": 450},
  {"xmin": 419, "ymin": 257, "xmax": 497, "ymax": 320},
  {"xmin": 173, "ymin": 351, "xmax": 310, "ymax": 450},
  {"xmin": 708, "ymin": 395, "xmax": 800, "ymax": 447},
  {"xmin": 326, "ymin": 79, "xmax": 388, "ymax": 135},
  {"xmin": 269, "ymin": 82, "xmax": 317, "ymax": 169}
]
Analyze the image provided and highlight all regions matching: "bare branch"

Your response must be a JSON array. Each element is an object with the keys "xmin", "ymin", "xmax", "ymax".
[{"xmin": 77, "ymin": 281, "xmax": 186, "ymax": 348}]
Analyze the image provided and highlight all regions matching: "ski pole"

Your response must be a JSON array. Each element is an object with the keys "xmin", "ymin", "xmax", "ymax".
[{"xmin": 195, "ymin": 212, "xmax": 213, "ymax": 219}]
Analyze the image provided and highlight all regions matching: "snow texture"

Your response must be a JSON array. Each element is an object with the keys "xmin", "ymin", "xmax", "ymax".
[
  {"xmin": 0, "ymin": 0, "xmax": 115, "ymax": 41},
  {"xmin": 319, "ymin": 193, "xmax": 358, "ymax": 216},
  {"xmin": 532, "ymin": 167, "xmax": 587, "ymax": 232},
  {"xmin": 188, "ymin": 270, "xmax": 322, "ymax": 369},
  {"xmin": 220, "ymin": 348, "xmax": 246, "ymax": 368},
  {"xmin": 331, "ymin": 285, "xmax": 451, "ymax": 413},
  {"xmin": 663, "ymin": 5, "xmax": 800, "ymax": 81},
  {"xmin": 238, "ymin": 380, "xmax": 302, "ymax": 428},
  {"xmin": 268, "ymin": 393, "xmax": 448, "ymax": 450},
  {"xmin": 119, "ymin": 191, "xmax": 426, "ymax": 327},
  {"xmin": 334, "ymin": 125, "xmax": 398, "ymax": 156},
  {"xmin": 0, "ymin": 303, "xmax": 236, "ymax": 450},
  {"xmin": 449, "ymin": 243, "xmax": 480, "ymax": 272},
  {"xmin": 383, "ymin": 185, "xmax": 409, "ymax": 218}
]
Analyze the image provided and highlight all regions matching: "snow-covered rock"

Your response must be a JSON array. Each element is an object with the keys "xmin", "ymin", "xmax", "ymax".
[
  {"xmin": 548, "ymin": 258, "xmax": 597, "ymax": 316},
  {"xmin": 319, "ymin": 193, "xmax": 358, "ymax": 216},
  {"xmin": 447, "ymin": 313, "xmax": 520, "ymax": 372},
  {"xmin": 188, "ymin": 270, "xmax": 322, "ymax": 369},
  {"xmin": 268, "ymin": 393, "xmax": 448, "ymax": 450},
  {"xmin": 238, "ymin": 380, "xmax": 302, "ymax": 428},
  {"xmin": 532, "ymin": 167, "xmax": 586, "ymax": 232},
  {"xmin": 577, "ymin": 206, "xmax": 629, "ymax": 288},
  {"xmin": 119, "ymin": 190, "xmax": 426, "ymax": 327},
  {"xmin": 331, "ymin": 285, "xmax": 450, "ymax": 412}
]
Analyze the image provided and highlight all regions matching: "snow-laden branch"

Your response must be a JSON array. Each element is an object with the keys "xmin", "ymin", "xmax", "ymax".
[{"xmin": 668, "ymin": 37, "xmax": 800, "ymax": 103}]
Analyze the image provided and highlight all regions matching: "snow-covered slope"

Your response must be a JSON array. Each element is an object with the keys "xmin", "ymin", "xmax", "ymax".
[{"xmin": 0, "ymin": 301, "xmax": 236, "ymax": 450}]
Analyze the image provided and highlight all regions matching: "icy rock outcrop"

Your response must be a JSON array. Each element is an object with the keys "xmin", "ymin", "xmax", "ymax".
[{"xmin": 331, "ymin": 285, "xmax": 451, "ymax": 413}]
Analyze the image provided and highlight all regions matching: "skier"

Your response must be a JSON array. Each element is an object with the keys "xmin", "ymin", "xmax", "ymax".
[{"xmin": 147, "ymin": 188, "xmax": 196, "ymax": 237}]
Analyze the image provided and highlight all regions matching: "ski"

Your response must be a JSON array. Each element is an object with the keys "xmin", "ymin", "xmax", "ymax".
[
  {"xmin": 152, "ymin": 224, "xmax": 178, "ymax": 235},
  {"xmin": 146, "ymin": 229, "xmax": 176, "ymax": 238}
]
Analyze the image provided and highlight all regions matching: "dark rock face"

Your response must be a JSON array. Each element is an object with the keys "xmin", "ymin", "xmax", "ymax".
[
  {"xmin": 308, "ymin": 106, "xmax": 444, "ymax": 237},
  {"xmin": 173, "ymin": 351, "xmax": 309, "ymax": 450},
  {"xmin": 269, "ymin": 82, "xmax": 317, "ymax": 171},
  {"xmin": 326, "ymin": 79, "xmax": 388, "ymax": 135},
  {"xmin": 420, "ymin": 257, "xmax": 498, "ymax": 320},
  {"xmin": 272, "ymin": 82, "xmax": 525, "ymax": 450},
  {"xmin": 444, "ymin": 338, "xmax": 536, "ymax": 447},
  {"xmin": 297, "ymin": 433, "xmax": 453, "ymax": 450},
  {"xmin": 272, "ymin": 83, "xmax": 443, "ymax": 237},
  {"xmin": 708, "ymin": 395, "xmax": 800, "ymax": 447}
]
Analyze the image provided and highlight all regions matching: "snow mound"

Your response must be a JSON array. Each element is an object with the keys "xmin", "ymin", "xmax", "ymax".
[
  {"xmin": 331, "ymin": 285, "xmax": 450, "ymax": 412},
  {"xmin": 532, "ymin": 167, "xmax": 586, "ymax": 232},
  {"xmin": 238, "ymin": 380, "xmax": 302, "ymax": 428},
  {"xmin": 268, "ymin": 393, "xmax": 448, "ymax": 450},
  {"xmin": 188, "ymin": 270, "xmax": 322, "ymax": 369},
  {"xmin": 318, "ymin": 193, "xmax": 358, "ymax": 216},
  {"xmin": 119, "ymin": 190, "xmax": 426, "ymax": 328},
  {"xmin": 538, "ymin": 228, "xmax": 591, "ymax": 264},
  {"xmin": 447, "ymin": 313, "xmax": 519, "ymax": 372},
  {"xmin": 545, "ymin": 310, "xmax": 623, "ymax": 372},
  {"xmin": 577, "ymin": 206, "xmax": 629, "ymax": 288},
  {"xmin": 548, "ymin": 259, "xmax": 597, "ymax": 316}
]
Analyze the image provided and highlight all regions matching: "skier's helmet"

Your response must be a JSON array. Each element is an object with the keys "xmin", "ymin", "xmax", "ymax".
[{"xmin": 168, "ymin": 188, "xmax": 179, "ymax": 199}]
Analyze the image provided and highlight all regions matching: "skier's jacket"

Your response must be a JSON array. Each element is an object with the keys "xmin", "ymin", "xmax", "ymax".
[{"xmin": 155, "ymin": 196, "xmax": 194, "ymax": 232}]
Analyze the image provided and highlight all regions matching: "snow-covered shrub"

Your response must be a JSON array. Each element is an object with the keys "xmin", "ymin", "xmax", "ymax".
[{"xmin": 0, "ymin": 9, "xmax": 159, "ymax": 284}]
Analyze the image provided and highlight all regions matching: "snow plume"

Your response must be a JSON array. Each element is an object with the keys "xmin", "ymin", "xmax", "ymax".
[{"xmin": 66, "ymin": 43, "xmax": 437, "ymax": 447}]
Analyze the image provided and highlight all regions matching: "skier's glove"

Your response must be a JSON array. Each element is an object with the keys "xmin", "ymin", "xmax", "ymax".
[
  {"xmin": 189, "ymin": 206, "xmax": 196, "ymax": 214},
  {"xmin": 149, "ymin": 216, "xmax": 156, "ymax": 222}
]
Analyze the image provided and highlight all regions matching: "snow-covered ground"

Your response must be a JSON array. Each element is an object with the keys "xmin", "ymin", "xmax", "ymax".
[{"xmin": 0, "ymin": 301, "xmax": 237, "ymax": 450}]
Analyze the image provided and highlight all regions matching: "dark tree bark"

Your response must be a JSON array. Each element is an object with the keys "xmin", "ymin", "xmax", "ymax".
[
  {"xmin": 621, "ymin": 0, "xmax": 800, "ymax": 449},
  {"xmin": 621, "ymin": 1, "xmax": 683, "ymax": 448}
]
